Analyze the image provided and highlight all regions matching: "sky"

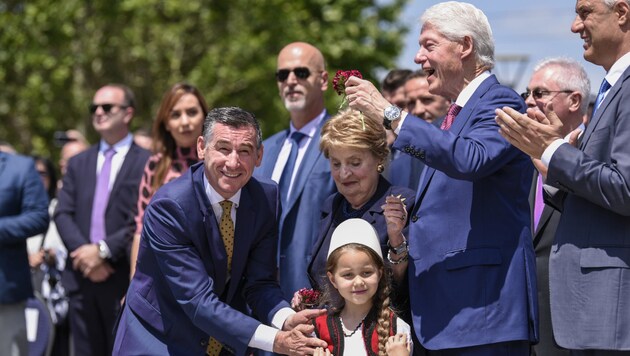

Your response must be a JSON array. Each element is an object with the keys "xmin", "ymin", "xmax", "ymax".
[{"xmin": 395, "ymin": 0, "xmax": 605, "ymax": 96}]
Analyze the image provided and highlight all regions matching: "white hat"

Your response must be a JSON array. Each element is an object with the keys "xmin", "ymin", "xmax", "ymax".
[{"xmin": 327, "ymin": 218, "xmax": 383, "ymax": 260}]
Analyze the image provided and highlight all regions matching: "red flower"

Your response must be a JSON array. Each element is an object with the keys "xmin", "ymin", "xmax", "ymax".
[
  {"xmin": 333, "ymin": 70, "xmax": 363, "ymax": 96},
  {"xmin": 297, "ymin": 288, "xmax": 321, "ymax": 305}
]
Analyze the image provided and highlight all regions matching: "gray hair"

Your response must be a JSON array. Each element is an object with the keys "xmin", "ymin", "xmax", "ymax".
[
  {"xmin": 603, "ymin": 0, "xmax": 630, "ymax": 7},
  {"xmin": 202, "ymin": 107, "xmax": 262, "ymax": 149},
  {"xmin": 420, "ymin": 1, "xmax": 495, "ymax": 70},
  {"xmin": 534, "ymin": 57, "xmax": 591, "ymax": 114}
]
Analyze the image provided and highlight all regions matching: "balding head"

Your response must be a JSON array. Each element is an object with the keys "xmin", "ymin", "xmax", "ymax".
[{"xmin": 276, "ymin": 42, "xmax": 328, "ymax": 128}]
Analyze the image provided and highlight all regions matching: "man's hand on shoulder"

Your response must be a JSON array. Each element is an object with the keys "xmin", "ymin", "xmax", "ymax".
[
  {"xmin": 273, "ymin": 324, "xmax": 327, "ymax": 356},
  {"xmin": 283, "ymin": 308, "xmax": 326, "ymax": 331}
]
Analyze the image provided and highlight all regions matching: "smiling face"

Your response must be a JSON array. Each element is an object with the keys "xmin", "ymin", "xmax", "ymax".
[
  {"xmin": 328, "ymin": 146, "xmax": 380, "ymax": 209},
  {"xmin": 197, "ymin": 123, "xmax": 262, "ymax": 199},
  {"xmin": 414, "ymin": 24, "xmax": 466, "ymax": 100},
  {"xmin": 166, "ymin": 93, "xmax": 204, "ymax": 148},
  {"xmin": 327, "ymin": 248, "xmax": 381, "ymax": 309},
  {"xmin": 91, "ymin": 86, "xmax": 133, "ymax": 143},
  {"xmin": 404, "ymin": 76, "xmax": 450, "ymax": 123},
  {"xmin": 571, "ymin": 0, "xmax": 623, "ymax": 70}
]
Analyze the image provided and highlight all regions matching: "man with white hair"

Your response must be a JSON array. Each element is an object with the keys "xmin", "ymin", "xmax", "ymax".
[
  {"xmin": 346, "ymin": 2, "xmax": 538, "ymax": 354},
  {"xmin": 523, "ymin": 57, "xmax": 589, "ymax": 356}
]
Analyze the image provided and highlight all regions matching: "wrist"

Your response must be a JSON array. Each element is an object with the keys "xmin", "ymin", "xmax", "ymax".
[{"xmin": 387, "ymin": 235, "xmax": 408, "ymax": 255}]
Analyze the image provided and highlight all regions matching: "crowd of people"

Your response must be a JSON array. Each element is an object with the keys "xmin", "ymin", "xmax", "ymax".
[{"xmin": 1, "ymin": 0, "xmax": 630, "ymax": 355}]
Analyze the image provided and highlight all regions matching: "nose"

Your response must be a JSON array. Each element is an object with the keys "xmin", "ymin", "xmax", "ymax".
[
  {"xmin": 414, "ymin": 47, "xmax": 427, "ymax": 65},
  {"xmin": 411, "ymin": 100, "xmax": 426, "ymax": 117},
  {"xmin": 339, "ymin": 165, "xmax": 352, "ymax": 179},
  {"xmin": 570, "ymin": 15, "xmax": 582, "ymax": 34},
  {"xmin": 524, "ymin": 94, "xmax": 537, "ymax": 108},
  {"xmin": 181, "ymin": 114, "xmax": 190, "ymax": 126},
  {"xmin": 225, "ymin": 150, "xmax": 239, "ymax": 168},
  {"xmin": 286, "ymin": 71, "xmax": 299, "ymax": 85},
  {"xmin": 353, "ymin": 276, "xmax": 365, "ymax": 288}
]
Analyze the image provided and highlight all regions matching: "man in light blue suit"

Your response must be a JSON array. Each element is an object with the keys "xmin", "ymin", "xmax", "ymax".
[
  {"xmin": 346, "ymin": 2, "xmax": 538, "ymax": 354},
  {"xmin": 254, "ymin": 42, "xmax": 336, "ymax": 299},
  {"xmin": 497, "ymin": 0, "xmax": 630, "ymax": 353},
  {"xmin": 113, "ymin": 107, "xmax": 326, "ymax": 356},
  {"xmin": 0, "ymin": 151, "xmax": 49, "ymax": 355}
]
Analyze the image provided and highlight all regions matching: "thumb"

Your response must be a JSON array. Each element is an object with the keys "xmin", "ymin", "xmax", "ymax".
[
  {"xmin": 545, "ymin": 102, "xmax": 562, "ymax": 126},
  {"xmin": 568, "ymin": 128, "xmax": 583, "ymax": 147}
]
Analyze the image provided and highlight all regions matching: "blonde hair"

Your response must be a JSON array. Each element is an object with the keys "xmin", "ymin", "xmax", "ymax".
[
  {"xmin": 323, "ymin": 243, "xmax": 392, "ymax": 355},
  {"xmin": 320, "ymin": 109, "xmax": 389, "ymax": 163}
]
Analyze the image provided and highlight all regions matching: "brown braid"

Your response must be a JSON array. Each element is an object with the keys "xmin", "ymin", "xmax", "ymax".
[{"xmin": 376, "ymin": 283, "xmax": 391, "ymax": 356}]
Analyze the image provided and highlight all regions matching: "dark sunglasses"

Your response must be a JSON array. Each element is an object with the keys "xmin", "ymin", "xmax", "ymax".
[
  {"xmin": 276, "ymin": 67, "xmax": 311, "ymax": 82},
  {"xmin": 89, "ymin": 103, "xmax": 127, "ymax": 114},
  {"xmin": 521, "ymin": 88, "xmax": 573, "ymax": 100}
]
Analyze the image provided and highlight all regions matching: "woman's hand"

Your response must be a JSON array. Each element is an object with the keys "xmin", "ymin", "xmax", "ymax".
[
  {"xmin": 313, "ymin": 346, "xmax": 332, "ymax": 356},
  {"xmin": 385, "ymin": 333, "xmax": 410, "ymax": 356},
  {"xmin": 382, "ymin": 194, "xmax": 407, "ymax": 247}
]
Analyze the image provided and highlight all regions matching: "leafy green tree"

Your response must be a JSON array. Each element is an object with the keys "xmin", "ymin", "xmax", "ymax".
[{"xmin": 0, "ymin": 0, "xmax": 408, "ymax": 160}]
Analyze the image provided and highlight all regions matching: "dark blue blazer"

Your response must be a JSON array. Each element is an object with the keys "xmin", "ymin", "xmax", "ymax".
[
  {"xmin": 393, "ymin": 75, "xmax": 538, "ymax": 349},
  {"xmin": 54, "ymin": 143, "xmax": 150, "ymax": 293},
  {"xmin": 0, "ymin": 152, "xmax": 49, "ymax": 303},
  {"xmin": 307, "ymin": 176, "xmax": 415, "ymax": 290},
  {"xmin": 254, "ymin": 116, "xmax": 336, "ymax": 299},
  {"xmin": 115, "ymin": 163, "xmax": 289, "ymax": 356}
]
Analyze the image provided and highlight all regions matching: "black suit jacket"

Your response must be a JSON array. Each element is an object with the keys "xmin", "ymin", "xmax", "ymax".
[{"xmin": 54, "ymin": 142, "xmax": 150, "ymax": 293}]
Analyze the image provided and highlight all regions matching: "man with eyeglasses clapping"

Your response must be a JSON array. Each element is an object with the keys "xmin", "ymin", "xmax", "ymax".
[
  {"xmin": 54, "ymin": 84, "xmax": 150, "ymax": 356},
  {"xmin": 254, "ymin": 42, "xmax": 336, "ymax": 301}
]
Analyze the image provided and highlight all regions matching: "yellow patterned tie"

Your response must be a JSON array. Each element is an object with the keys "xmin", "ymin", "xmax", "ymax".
[{"xmin": 207, "ymin": 200, "xmax": 235, "ymax": 356}]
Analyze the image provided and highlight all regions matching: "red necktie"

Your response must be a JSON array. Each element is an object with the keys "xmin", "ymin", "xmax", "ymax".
[{"xmin": 440, "ymin": 104, "xmax": 462, "ymax": 130}]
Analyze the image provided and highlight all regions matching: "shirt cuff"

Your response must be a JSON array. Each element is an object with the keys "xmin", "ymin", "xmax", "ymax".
[
  {"xmin": 98, "ymin": 240, "xmax": 112, "ymax": 259},
  {"xmin": 248, "ymin": 324, "xmax": 279, "ymax": 352},
  {"xmin": 271, "ymin": 307, "xmax": 295, "ymax": 329},
  {"xmin": 393, "ymin": 112, "xmax": 409, "ymax": 135},
  {"xmin": 541, "ymin": 139, "xmax": 566, "ymax": 168}
]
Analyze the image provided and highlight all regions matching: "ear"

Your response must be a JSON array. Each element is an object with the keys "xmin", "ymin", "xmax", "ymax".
[
  {"xmin": 255, "ymin": 143, "xmax": 264, "ymax": 167},
  {"xmin": 615, "ymin": 0, "xmax": 630, "ymax": 26},
  {"xmin": 567, "ymin": 92, "xmax": 583, "ymax": 113},
  {"xmin": 196, "ymin": 136, "xmax": 206, "ymax": 160},
  {"xmin": 460, "ymin": 35, "xmax": 474, "ymax": 61},
  {"xmin": 123, "ymin": 107, "xmax": 135, "ymax": 125},
  {"xmin": 327, "ymin": 271, "xmax": 337, "ymax": 289},
  {"xmin": 320, "ymin": 70, "xmax": 329, "ymax": 91}
]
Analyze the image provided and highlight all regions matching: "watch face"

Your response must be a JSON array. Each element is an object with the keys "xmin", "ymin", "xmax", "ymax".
[{"xmin": 384, "ymin": 106, "xmax": 401, "ymax": 121}]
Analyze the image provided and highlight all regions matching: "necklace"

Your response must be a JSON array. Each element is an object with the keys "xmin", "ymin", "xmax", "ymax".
[{"xmin": 340, "ymin": 315, "xmax": 364, "ymax": 337}]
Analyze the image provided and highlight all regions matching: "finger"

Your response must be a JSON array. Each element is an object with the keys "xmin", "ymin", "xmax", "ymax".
[
  {"xmin": 568, "ymin": 128, "xmax": 582, "ymax": 147},
  {"xmin": 294, "ymin": 323, "xmax": 315, "ymax": 335},
  {"xmin": 299, "ymin": 308, "xmax": 327, "ymax": 320}
]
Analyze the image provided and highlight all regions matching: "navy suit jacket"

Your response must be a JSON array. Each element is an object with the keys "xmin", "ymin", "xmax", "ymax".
[
  {"xmin": 0, "ymin": 153, "xmax": 49, "ymax": 303},
  {"xmin": 547, "ymin": 65, "xmax": 630, "ymax": 350},
  {"xmin": 116, "ymin": 163, "xmax": 289, "ymax": 356},
  {"xmin": 54, "ymin": 143, "xmax": 150, "ymax": 293},
  {"xmin": 254, "ymin": 116, "xmax": 336, "ymax": 298},
  {"xmin": 393, "ymin": 75, "xmax": 538, "ymax": 349}
]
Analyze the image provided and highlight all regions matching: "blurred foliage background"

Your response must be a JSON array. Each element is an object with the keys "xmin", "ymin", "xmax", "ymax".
[{"xmin": 0, "ymin": 0, "xmax": 408, "ymax": 161}]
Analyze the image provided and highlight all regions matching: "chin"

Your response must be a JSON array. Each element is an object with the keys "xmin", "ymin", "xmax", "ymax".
[{"xmin": 284, "ymin": 100, "xmax": 306, "ymax": 112}]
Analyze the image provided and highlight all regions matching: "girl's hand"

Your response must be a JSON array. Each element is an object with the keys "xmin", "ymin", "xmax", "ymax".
[
  {"xmin": 313, "ymin": 346, "xmax": 332, "ymax": 356},
  {"xmin": 385, "ymin": 333, "xmax": 410, "ymax": 356},
  {"xmin": 291, "ymin": 290, "xmax": 304, "ymax": 311},
  {"xmin": 382, "ymin": 194, "xmax": 407, "ymax": 247}
]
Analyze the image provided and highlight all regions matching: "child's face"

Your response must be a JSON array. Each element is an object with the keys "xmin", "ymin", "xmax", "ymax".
[{"xmin": 327, "ymin": 249, "xmax": 382, "ymax": 308}]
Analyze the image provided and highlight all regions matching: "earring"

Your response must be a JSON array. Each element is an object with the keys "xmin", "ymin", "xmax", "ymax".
[{"xmin": 377, "ymin": 164, "xmax": 384, "ymax": 173}]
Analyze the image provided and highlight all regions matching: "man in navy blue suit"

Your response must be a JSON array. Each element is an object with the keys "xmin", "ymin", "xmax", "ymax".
[
  {"xmin": 0, "ymin": 151, "xmax": 49, "ymax": 355},
  {"xmin": 114, "ymin": 107, "xmax": 326, "ymax": 356},
  {"xmin": 55, "ymin": 84, "xmax": 151, "ymax": 356},
  {"xmin": 254, "ymin": 42, "xmax": 336, "ymax": 299},
  {"xmin": 346, "ymin": 2, "xmax": 538, "ymax": 354}
]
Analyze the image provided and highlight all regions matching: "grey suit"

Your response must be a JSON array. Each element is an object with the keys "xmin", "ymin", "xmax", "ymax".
[{"xmin": 546, "ymin": 65, "xmax": 630, "ymax": 350}]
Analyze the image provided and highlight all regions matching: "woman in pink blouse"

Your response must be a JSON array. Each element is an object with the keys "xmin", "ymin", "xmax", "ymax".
[{"xmin": 130, "ymin": 83, "xmax": 208, "ymax": 278}]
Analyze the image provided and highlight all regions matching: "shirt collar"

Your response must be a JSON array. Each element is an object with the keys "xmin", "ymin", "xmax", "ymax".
[
  {"xmin": 288, "ymin": 109, "xmax": 327, "ymax": 139},
  {"xmin": 99, "ymin": 133, "xmax": 133, "ymax": 155},
  {"xmin": 203, "ymin": 173, "xmax": 241, "ymax": 208},
  {"xmin": 455, "ymin": 71, "xmax": 492, "ymax": 107},
  {"xmin": 604, "ymin": 51, "xmax": 630, "ymax": 88}
]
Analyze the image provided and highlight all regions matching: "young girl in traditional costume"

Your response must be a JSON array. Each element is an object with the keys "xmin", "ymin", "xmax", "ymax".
[{"xmin": 312, "ymin": 218, "xmax": 412, "ymax": 356}]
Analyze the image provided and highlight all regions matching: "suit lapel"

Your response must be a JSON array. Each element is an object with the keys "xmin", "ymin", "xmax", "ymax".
[
  {"xmin": 284, "ymin": 116, "xmax": 328, "ymax": 215},
  {"xmin": 85, "ymin": 146, "xmax": 99, "ymax": 213},
  {"xmin": 581, "ymin": 68, "xmax": 630, "ymax": 149},
  {"xmin": 259, "ymin": 131, "xmax": 288, "ymax": 178},
  {"xmin": 226, "ymin": 183, "xmax": 257, "ymax": 302}
]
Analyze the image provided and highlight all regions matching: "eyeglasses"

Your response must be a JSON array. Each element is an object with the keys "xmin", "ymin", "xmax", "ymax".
[
  {"xmin": 275, "ymin": 67, "xmax": 312, "ymax": 82},
  {"xmin": 89, "ymin": 103, "xmax": 128, "ymax": 114},
  {"xmin": 521, "ymin": 88, "xmax": 573, "ymax": 100}
]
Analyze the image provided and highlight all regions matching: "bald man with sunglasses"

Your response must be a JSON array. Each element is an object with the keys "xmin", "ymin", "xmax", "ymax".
[{"xmin": 254, "ymin": 42, "xmax": 336, "ymax": 300}]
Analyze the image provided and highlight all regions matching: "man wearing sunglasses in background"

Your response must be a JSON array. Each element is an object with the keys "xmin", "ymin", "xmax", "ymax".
[
  {"xmin": 522, "ymin": 57, "xmax": 590, "ymax": 356},
  {"xmin": 254, "ymin": 42, "xmax": 336, "ymax": 301},
  {"xmin": 54, "ymin": 84, "xmax": 150, "ymax": 356}
]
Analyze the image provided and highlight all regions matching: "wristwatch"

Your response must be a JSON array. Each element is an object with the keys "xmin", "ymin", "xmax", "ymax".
[
  {"xmin": 387, "ymin": 235, "xmax": 408, "ymax": 255},
  {"xmin": 383, "ymin": 105, "xmax": 402, "ymax": 130},
  {"xmin": 97, "ymin": 241, "xmax": 110, "ymax": 259}
]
